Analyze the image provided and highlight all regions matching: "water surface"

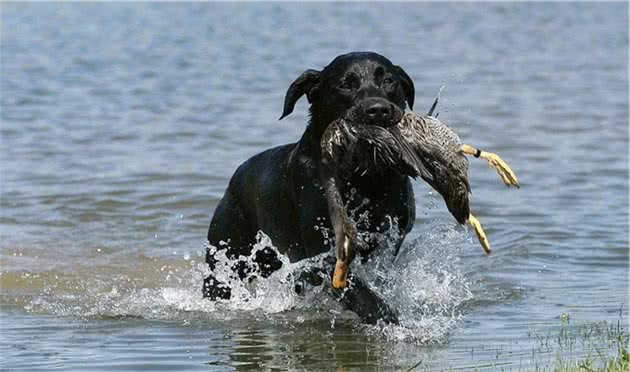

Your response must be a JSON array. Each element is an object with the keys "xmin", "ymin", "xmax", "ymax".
[{"xmin": 1, "ymin": 2, "xmax": 628, "ymax": 371}]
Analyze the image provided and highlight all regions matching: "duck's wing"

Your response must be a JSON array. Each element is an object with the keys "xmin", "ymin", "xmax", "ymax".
[
  {"xmin": 387, "ymin": 126, "xmax": 432, "ymax": 181},
  {"xmin": 391, "ymin": 114, "xmax": 471, "ymax": 224}
]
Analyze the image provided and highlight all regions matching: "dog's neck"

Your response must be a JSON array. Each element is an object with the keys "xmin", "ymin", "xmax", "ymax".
[
  {"xmin": 308, "ymin": 107, "xmax": 340, "ymax": 141},
  {"xmin": 298, "ymin": 118, "xmax": 328, "ymax": 163}
]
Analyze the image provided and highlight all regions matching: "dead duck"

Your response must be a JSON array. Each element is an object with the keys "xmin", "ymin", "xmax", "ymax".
[{"xmin": 321, "ymin": 95, "xmax": 519, "ymax": 288}]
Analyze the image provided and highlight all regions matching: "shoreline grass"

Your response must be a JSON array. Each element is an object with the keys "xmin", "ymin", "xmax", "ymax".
[{"xmin": 532, "ymin": 316, "xmax": 629, "ymax": 372}]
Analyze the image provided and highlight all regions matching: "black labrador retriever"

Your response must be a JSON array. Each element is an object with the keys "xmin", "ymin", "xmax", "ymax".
[{"xmin": 204, "ymin": 52, "xmax": 416, "ymax": 324}]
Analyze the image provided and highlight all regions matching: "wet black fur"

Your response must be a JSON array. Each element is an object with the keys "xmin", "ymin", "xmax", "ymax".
[{"xmin": 204, "ymin": 52, "xmax": 416, "ymax": 324}]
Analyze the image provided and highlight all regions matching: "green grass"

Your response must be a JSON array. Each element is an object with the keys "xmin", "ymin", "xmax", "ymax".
[
  {"xmin": 552, "ymin": 343, "xmax": 628, "ymax": 371},
  {"xmin": 404, "ymin": 314, "xmax": 629, "ymax": 371},
  {"xmin": 538, "ymin": 318, "xmax": 629, "ymax": 372}
]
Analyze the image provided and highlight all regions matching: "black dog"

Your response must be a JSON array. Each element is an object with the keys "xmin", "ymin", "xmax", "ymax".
[{"xmin": 204, "ymin": 52, "xmax": 416, "ymax": 324}]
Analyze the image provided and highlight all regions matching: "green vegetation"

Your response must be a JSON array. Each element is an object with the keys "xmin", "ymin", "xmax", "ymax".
[
  {"xmin": 403, "ymin": 314, "xmax": 628, "ymax": 371},
  {"xmin": 532, "ymin": 317, "xmax": 629, "ymax": 371},
  {"xmin": 550, "ymin": 332, "xmax": 628, "ymax": 371}
]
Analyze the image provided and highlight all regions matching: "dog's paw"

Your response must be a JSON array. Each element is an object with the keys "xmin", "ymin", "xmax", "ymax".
[{"xmin": 293, "ymin": 267, "xmax": 326, "ymax": 295}]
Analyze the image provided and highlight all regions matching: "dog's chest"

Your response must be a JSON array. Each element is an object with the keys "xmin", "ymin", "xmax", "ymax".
[{"xmin": 341, "ymin": 180, "xmax": 404, "ymax": 232}]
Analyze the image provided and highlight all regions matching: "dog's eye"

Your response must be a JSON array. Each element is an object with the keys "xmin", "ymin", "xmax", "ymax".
[
  {"xmin": 339, "ymin": 81, "xmax": 352, "ymax": 90},
  {"xmin": 338, "ymin": 79, "xmax": 356, "ymax": 91},
  {"xmin": 338, "ymin": 73, "xmax": 359, "ymax": 91},
  {"xmin": 383, "ymin": 77, "xmax": 394, "ymax": 85}
]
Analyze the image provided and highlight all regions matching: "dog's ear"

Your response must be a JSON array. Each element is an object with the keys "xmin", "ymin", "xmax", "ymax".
[
  {"xmin": 279, "ymin": 69, "xmax": 320, "ymax": 120},
  {"xmin": 394, "ymin": 65, "xmax": 415, "ymax": 110}
]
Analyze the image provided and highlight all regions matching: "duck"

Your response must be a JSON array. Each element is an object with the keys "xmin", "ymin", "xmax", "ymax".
[{"xmin": 321, "ymin": 93, "xmax": 519, "ymax": 288}]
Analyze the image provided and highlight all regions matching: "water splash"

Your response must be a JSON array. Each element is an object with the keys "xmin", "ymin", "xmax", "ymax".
[
  {"xmin": 355, "ymin": 219, "xmax": 473, "ymax": 343},
  {"xmin": 4, "ymin": 219, "xmax": 473, "ymax": 344}
]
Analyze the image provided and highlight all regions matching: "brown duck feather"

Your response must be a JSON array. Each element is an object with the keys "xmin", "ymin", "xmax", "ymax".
[{"xmin": 321, "ymin": 112, "xmax": 471, "ymax": 224}]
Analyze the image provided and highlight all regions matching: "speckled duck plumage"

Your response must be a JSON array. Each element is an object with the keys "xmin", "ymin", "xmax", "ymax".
[{"xmin": 321, "ymin": 112, "xmax": 471, "ymax": 224}]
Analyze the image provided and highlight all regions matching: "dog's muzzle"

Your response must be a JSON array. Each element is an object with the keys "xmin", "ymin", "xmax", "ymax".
[{"xmin": 355, "ymin": 97, "xmax": 403, "ymax": 127}]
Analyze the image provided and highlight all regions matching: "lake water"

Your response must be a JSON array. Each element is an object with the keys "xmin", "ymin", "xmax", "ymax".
[{"xmin": 1, "ymin": 2, "xmax": 628, "ymax": 371}]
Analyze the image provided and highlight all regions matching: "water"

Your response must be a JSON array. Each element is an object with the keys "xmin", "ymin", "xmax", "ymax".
[{"xmin": 1, "ymin": 2, "xmax": 628, "ymax": 371}]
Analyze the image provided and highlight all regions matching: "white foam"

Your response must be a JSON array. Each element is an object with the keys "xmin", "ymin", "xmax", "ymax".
[{"xmin": 25, "ymin": 219, "xmax": 472, "ymax": 344}]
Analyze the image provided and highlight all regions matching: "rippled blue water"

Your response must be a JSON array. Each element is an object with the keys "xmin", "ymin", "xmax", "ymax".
[{"xmin": 1, "ymin": 2, "xmax": 628, "ymax": 371}]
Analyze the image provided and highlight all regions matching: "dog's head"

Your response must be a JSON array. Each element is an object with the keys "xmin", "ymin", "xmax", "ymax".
[{"xmin": 279, "ymin": 52, "xmax": 415, "ymax": 134}]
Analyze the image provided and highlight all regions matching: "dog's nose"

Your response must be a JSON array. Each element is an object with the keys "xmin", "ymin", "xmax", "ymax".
[{"xmin": 365, "ymin": 101, "xmax": 392, "ymax": 122}]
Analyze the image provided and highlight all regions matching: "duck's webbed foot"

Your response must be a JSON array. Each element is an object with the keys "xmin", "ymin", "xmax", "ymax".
[
  {"xmin": 467, "ymin": 212, "xmax": 491, "ymax": 255},
  {"xmin": 332, "ymin": 219, "xmax": 368, "ymax": 289},
  {"xmin": 461, "ymin": 144, "xmax": 520, "ymax": 188}
]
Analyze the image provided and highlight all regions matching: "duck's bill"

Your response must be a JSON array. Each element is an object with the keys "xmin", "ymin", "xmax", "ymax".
[{"xmin": 332, "ymin": 259, "xmax": 349, "ymax": 288}]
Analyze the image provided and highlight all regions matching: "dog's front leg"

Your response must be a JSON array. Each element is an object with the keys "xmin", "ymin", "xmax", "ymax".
[
  {"xmin": 331, "ymin": 273, "xmax": 400, "ymax": 324},
  {"xmin": 291, "ymin": 251, "xmax": 400, "ymax": 324}
]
